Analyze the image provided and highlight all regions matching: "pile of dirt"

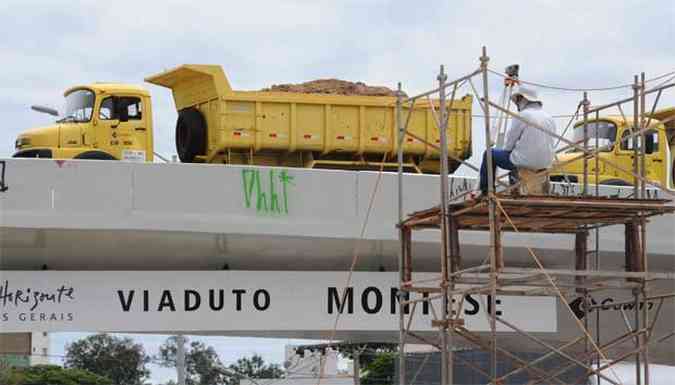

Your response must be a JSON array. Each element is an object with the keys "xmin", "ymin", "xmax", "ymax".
[{"xmin": 262, "ymin": 79, "xmax": 403, "ymax": 97}]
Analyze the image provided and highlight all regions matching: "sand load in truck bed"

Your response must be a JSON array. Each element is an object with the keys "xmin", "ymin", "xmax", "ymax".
[
  {"xmin": 262, "ymin": 79, "xmax": 402, "ymax": 97},
  {"xmin": 146, "ymin": 64, "xmax": 472, "ymax": 173}
]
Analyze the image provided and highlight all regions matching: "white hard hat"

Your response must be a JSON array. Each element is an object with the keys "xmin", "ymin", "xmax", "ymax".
[{"xmin": 511, "ymin": 86, "xmax": 541, "ymax": 103}]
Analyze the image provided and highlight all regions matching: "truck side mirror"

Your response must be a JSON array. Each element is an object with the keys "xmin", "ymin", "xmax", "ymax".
[{"xmin": 31, "ymin": 105, "xmax": 59, "ymax": 117}]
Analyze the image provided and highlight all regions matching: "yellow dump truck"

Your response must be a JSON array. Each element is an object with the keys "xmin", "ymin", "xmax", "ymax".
[
  {"xmin": 550, "ymin": 109, "xmax": 675, "ymax": 189},
  {"xmin": 14, "ymin": 65, "xmax": 473, "ymax": 174}
]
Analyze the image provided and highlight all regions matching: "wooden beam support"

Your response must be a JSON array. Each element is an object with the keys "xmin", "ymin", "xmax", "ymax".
[
  {"xmin": 402, "ymin": 286, "xmax": 443, "ymax": 294},
  {"xmin": 432, "ymin": 318, "xmax": 465, "ymax": 328},
  {"xmin": 575, "ymin": 231, "xmax": 588, "ymax": 294},
  {"xmin": 403, "ymin": 227, "xmax": 413, "ymax": 282},
  {"xmin": 626, "ymin": 219, "xmax": 644, "ymax": 276},
  {"xmin": 449, "ymin": 216, "xmax": 461, "ymax": 273}
]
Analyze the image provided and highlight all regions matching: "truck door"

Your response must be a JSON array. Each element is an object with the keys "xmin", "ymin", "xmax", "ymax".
[
  {"xmin": 616, "ymin": 128, "xmax": 638, "ymax": 183},
  {"xmin": 644, "ymin": 129, "xmax": 665, "ymax": 185},
  {"xmin": 123, "ymin": 96, "xmax": 149, "ymax": 159},
  {"xmin": 617, "ymin": 128, "xmax": 662, "ymax": 185},
  {"xmin": 644, "ymin": 108, "xmax": 675, "ymax": 188},
  {"xmin": 97, "ymin": 96, "xmax": 147, "ymax": 161}
]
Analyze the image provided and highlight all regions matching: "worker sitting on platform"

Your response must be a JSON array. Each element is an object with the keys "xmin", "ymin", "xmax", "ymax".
[{"xmin": 477, "ymin": 86, "xmax": 556, "ymax": 195}]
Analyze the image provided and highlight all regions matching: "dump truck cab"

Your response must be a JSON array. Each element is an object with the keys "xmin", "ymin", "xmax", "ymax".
[
  {"xmin": 550, "ymin": 110, "xmax": 675, "ymax": 189},
  {"xmin": 14, "ymin": 83, "xmax": 153, "ymax": 161}
]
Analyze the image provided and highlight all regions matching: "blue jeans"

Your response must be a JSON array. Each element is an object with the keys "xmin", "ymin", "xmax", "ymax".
[{"xmin": 479, "ymin": 148, "xmax": 515, "ymax": 193}]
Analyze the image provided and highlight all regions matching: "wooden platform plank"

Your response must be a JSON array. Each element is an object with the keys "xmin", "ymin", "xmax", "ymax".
[{"xmin": 401, "ymin": 195, "xmax": 674, "ymax": 234}]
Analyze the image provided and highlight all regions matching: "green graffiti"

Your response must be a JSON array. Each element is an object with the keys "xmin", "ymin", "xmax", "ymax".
[{"xmin": 242, "ymin": 169, "xmax": 295, "ymax": 215}]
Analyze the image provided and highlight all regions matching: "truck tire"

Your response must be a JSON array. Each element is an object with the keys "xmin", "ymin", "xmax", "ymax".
[
  {"xmin": 75, "ymin": 151, "xmax": 116, "ymax": 160},
  {"xmin": 13, "ymin": 149, "xmax": 53, "ymax": 158},
  {"xmin": 176, "ymin": 107, "xmax": 207, "ymax": 163}
]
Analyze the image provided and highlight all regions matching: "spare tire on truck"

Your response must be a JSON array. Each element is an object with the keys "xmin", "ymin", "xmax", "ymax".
[{"xmin": 176, "ymin": 107, "xmax": 207, "ymax": 163}]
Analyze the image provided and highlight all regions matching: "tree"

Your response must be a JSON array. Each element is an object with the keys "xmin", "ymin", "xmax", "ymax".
[
  {"xmin": 65, "ymin": 334, "xmax": 150, "ymax": 385},
  {"xmin": 2, "ymin": 364, "xmax": 112, "ymax": 385},
  {"xmin": 158, "ymin": 337, "xmax": 284, "ymax": 385},
  {"xmin": 360, "ymin": 352, "xmax": 396, "ymax": 385},
  {"xmin": 158, "ymin": 336, "xmax": 227, "ymax": 385},
  {"xmin": 0, "ymin": 359, "xmax": 20, "ymax": 385},
  {"xmin": 225, "ymin": 355, "xmax": 283, "ymax": 385}
]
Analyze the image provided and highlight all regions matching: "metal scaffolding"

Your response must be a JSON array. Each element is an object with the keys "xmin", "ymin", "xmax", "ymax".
[{"xmin": 395, "ymin": 47, "xmax": 675, "ymax": 385}]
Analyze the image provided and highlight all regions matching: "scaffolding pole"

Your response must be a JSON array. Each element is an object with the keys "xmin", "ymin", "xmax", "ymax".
[
  {"xmin": 583, "ymin": 91, "xmax": 590, "ymax": 195},
  {"xmin": 396, "ymin": 82, "xmax": 406, "ymax": 385},
  {"xmin": 639, "ymin": 71, "xmax": 650, "ymax": 385},
  {"xmin": 594, "ymin": 108, "xmax": 602, "ymax": 385},
  {"xmin": 479, "ymin": 46, "xmax": 501, "ymax": 385},
  {"xmin": 436, "ymin": 64, "xmax": 452, "ymax": 385},
  {"xmin": 633, "ymin": 75, "xmax": 640, "ymax": 198}
]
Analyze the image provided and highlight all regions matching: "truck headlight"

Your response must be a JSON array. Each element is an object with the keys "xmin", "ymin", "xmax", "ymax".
[{"xmin": 15, "ymin": 137, "xmax": 31, "ymax": 149}]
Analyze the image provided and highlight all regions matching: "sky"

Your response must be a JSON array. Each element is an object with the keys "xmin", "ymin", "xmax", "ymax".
[
  {"xmin": 2, "ymin": 0, "xmax": 675, "ymax": 383},
  {"xmin": 2, "ymin": 0, "xmax": 675, "ymax": 169}
]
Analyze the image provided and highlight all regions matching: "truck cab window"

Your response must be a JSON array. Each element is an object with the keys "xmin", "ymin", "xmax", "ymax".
[
  {"xmin": 125, "ymin": 99, "xmax": 142, "ymax": 119},
  {"xmin": 645, "ymin": 130, "xmax": 659, "ymax": 154},
  {"xmin": 99, "ymin": 97, "xmax": 114, "ymax": 120},
  {"xmin": 118, "ymin": 97, "xmax": 142, "ymax": 120},
  {"xmin": 98, "ymin": 97, "xmax": 142, "ymax": 121},
  {"xmin": 620, "ymin": 130, "xmax": 634, "ymax": 151},
  {"xmin": 620, "ymin": 130, "xmax": 659, "ymax": 153},
  {"xmin": 61, "ymin": 89, "xmax": 95, "ymax": 122},
  {"xmin": 572, "ymin": 121, "xmax": 617, "ymax": 152}
]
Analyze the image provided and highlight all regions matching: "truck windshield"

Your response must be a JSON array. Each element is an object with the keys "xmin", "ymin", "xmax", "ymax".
[
  {"xmin": 570, "ymin": 121, "xmax": 617, "ymax": 152},
  {"xmin": 60, "ymin": 89, "xmax": 94, "ymax": 122}
]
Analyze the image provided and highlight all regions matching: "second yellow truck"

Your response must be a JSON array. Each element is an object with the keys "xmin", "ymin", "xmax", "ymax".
[{"xmin": 550, "ymin": 110, "xmax": 675, "ymax": 189}]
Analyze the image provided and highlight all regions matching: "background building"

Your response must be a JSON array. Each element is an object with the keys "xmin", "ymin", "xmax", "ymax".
[{"xmin": 0, "ymin": 332, "xmax": 49, "ymax": 367}]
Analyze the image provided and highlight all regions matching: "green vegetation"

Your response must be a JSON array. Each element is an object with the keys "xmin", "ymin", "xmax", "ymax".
[
  {"xmin": 225, "ymin": 354, "xmax": 284, "ymax": 385},
  {"xmin": 65, "ymin": 333, "xmax": 150, "ymax": 385},
  {"xmin": 361, "ymin": 352, "xmax": 396, "ymax": 385},
  {"xmin": 0, "ymin": 364, "xmax": 112, "ymax": 385}
]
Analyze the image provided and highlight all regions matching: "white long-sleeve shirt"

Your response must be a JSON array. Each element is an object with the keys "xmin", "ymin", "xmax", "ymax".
[{"xmin": 503, "ymin": 104, "xmax": 556, "ymax": 170}]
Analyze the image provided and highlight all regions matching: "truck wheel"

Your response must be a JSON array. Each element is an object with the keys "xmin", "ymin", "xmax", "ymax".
[
  {"xmin": 13, "ymin": 149, "xmax": 53, "ymax": 158},
  {"xmin": 176, "ymin": 107, "xmax": 207, "ymax": 163},
  {"xmin": 75, "ymin": 151, "xmax": 116, "ymax": 160}
]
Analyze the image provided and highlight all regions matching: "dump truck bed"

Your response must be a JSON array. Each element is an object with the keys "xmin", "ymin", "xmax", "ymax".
[{"xmin": 146, "ymin": 65, "xmax": 472, "ymax": 172}]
